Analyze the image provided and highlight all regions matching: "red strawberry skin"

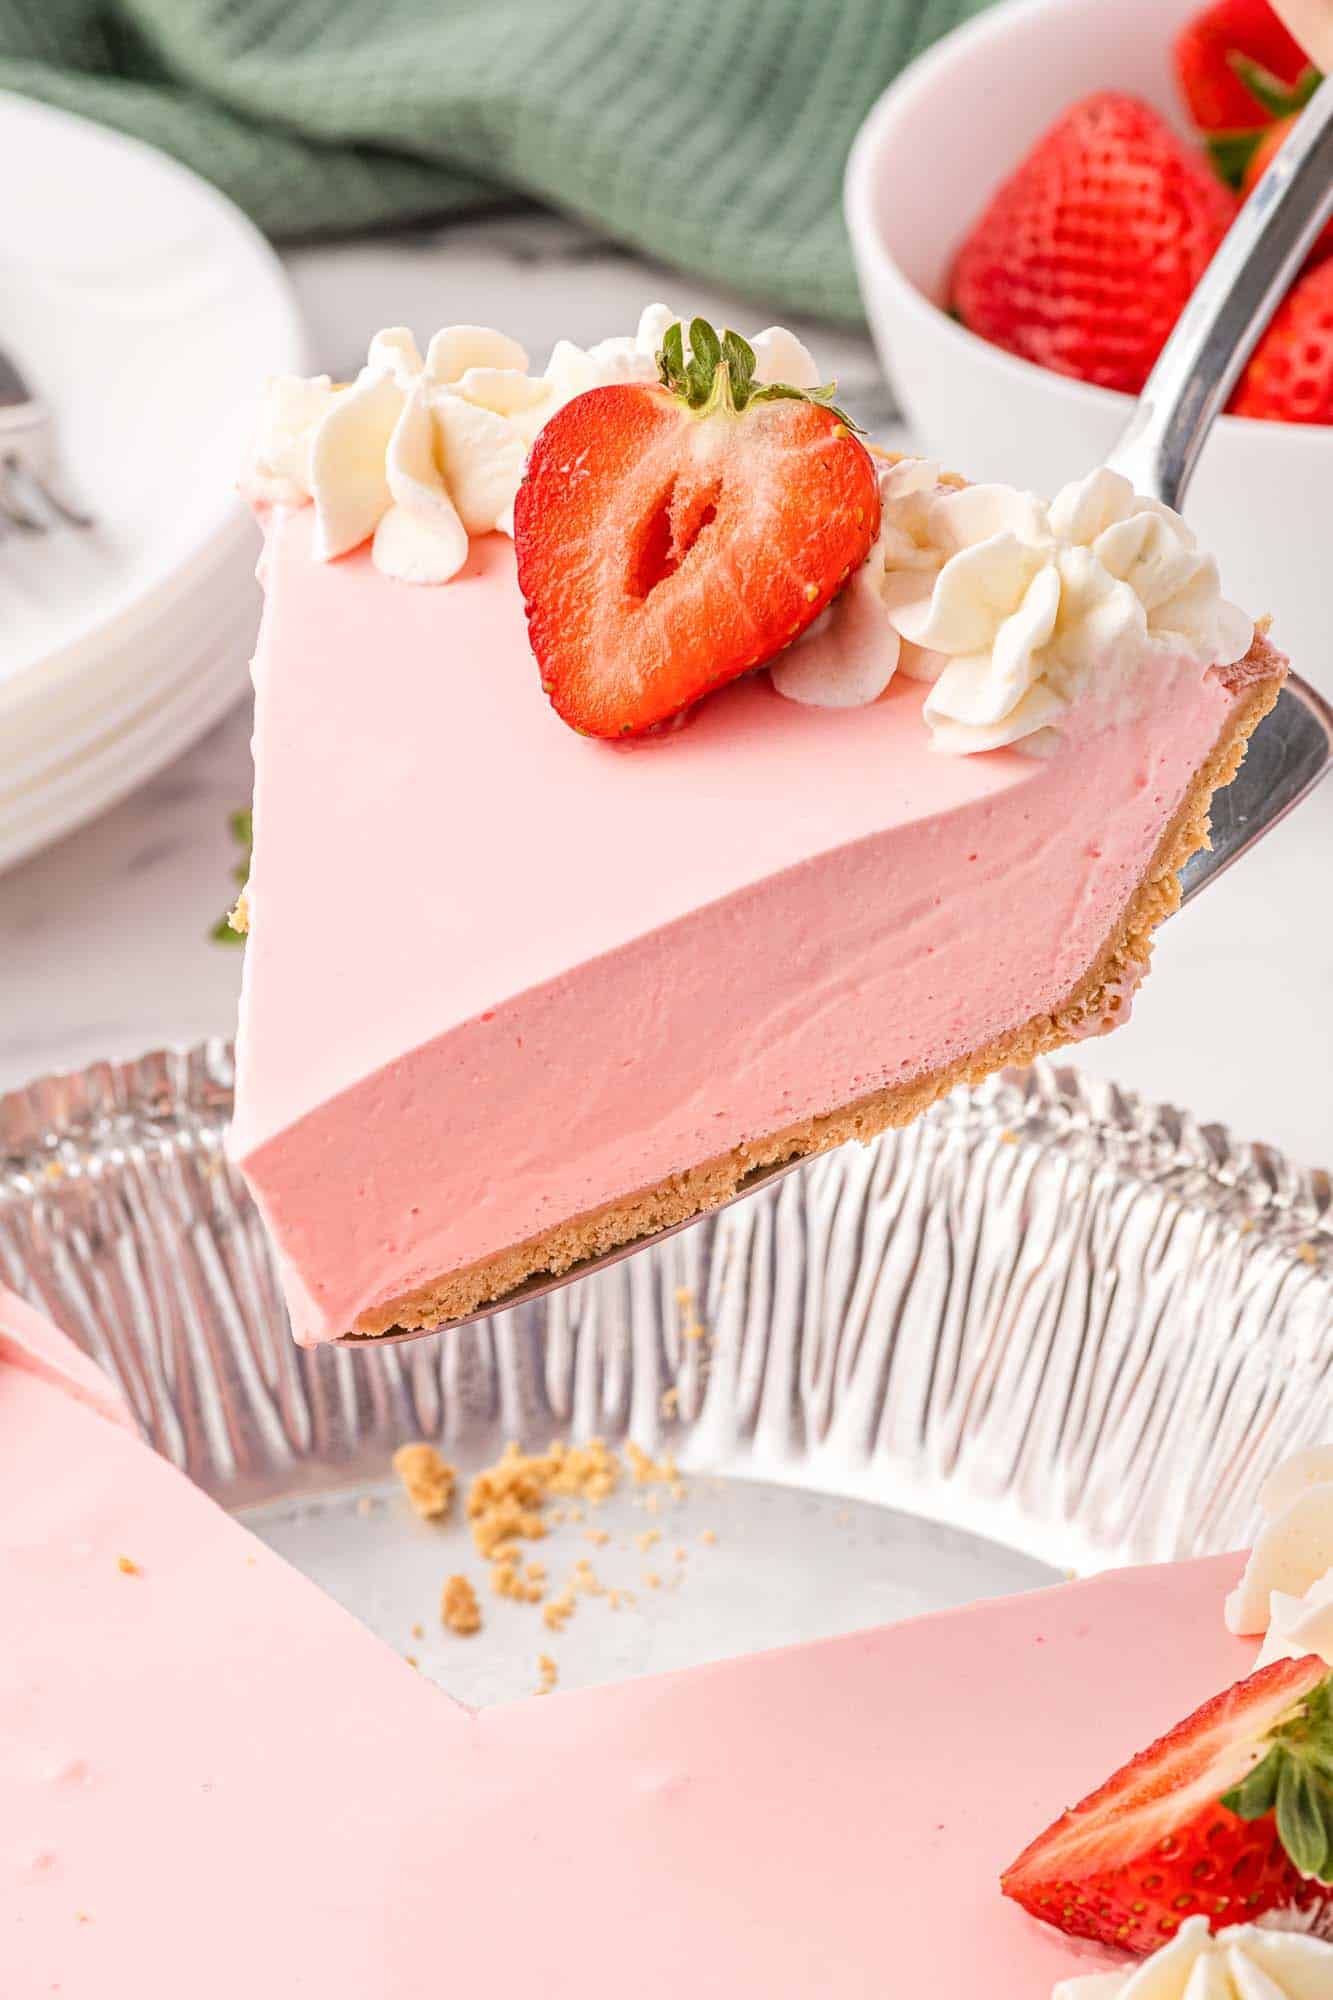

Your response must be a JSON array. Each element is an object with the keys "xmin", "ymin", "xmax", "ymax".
[
  {"xmin": 1231, "ymin": 259, "xmax": 1333, "ymax": 421},
  {"xmin": 514, "ymin": 383, "xmax": 880, "ymax": 739},
  {"xmin": 951, "ymin": 94, "xmax": 1236, "ymax": 396},
  {"xmin": 1174, "ymin": 0, "xmax": 1313, "ymax": 132},
  {"xmin": 1002, "ymin": 1656, "xmax": 1332, "ymax": 1954}
]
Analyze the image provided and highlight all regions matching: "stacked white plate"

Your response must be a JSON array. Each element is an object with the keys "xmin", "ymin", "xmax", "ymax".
[{"xmin": 0, "ymin": 93, "xmax": 307, "ymax": 873}]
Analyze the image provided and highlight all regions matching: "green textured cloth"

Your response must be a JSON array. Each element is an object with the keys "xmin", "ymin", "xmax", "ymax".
[{"xmin": 0, "ymin": 0, "xmax": 991, "ymax": 324}]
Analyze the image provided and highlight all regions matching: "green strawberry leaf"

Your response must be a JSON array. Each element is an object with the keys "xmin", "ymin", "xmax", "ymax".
[
  {"xmin": 748, "ymin": 379, "xmax": 859, "ymax": 427},
  {"xmin": 1207, "ymin": 127, "xmax": 1266, "ymax": 189},
  {"xmin": 1225, "ymin": 1749, "xmax": 1282, "ymax": 1819},
  {"xmin": 1222, "ymin": 1672, "xmax": 1333, "ymax": 1885},
  {"xmin": 1278, "ymin": 1758, "xmax": 1331, "ymax": 1879},
  {"xmin": 1206, "ymin": 63, "xmax": 1324, "ymax": 187},
  {"xmin": 228, "ymin": 807, "xmax": 253, "ymax": 866},
  {"xmin": 657, "ymin": 320, "xmax": 687, "ymax": 396},
  {"xmin": 721, "ymin": 328, "xmax": 757, "ymax": 408},
  {"xmin": 687, "ymin": 317, "xmax": 722, "ymax": 402},
  {"xmin": 653, "ymin": 315, "xmax": 862, "ymax": 430},
  {"xmin": 212, "ymin": 806, "xmax": 253, "ymax": 945},
  {"xmin": 1226, "ymin": 53, "xmax": 1323, "ymax": 122}
]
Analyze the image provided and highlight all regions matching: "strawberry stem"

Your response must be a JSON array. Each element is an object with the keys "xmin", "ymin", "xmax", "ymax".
[
  {"xmin": 654, "ymin": 315, "xmax": 861, "ymax": 429},
  {"xmin": 1207, "ymin": 128, "xmax": 1266, "ymax": 188},
  {"xmin": 1225, "ymin": 52, "xmax": 1323, "ymax": 122},
  {"xmin": 1222, "ymin": 1671, "xmax": 1333, "ymax": 1883}
]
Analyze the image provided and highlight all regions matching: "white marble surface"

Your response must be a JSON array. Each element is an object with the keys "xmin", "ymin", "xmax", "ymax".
[{"xmin": 2, "ymin": 213, "xmax": 1331, "ymax": 1172}]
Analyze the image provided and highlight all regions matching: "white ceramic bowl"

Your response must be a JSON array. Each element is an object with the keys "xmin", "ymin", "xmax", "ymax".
[{"xmin": 845, "ymin": 0, "xmax": 1331, "ymax": 692}]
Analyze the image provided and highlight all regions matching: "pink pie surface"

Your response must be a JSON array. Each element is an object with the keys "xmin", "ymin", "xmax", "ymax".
[
  {"xmin": 1, "ymin": 1287, "xmax": 1261, "ymax": 1997},
  {"xmin": 230, "ymin": 510, "xmax": 1235, "ymax": 1344}
]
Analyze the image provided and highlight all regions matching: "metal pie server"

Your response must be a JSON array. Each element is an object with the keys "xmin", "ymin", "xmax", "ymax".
[
  {"xmin": 338, "ymin": 82, "xmax": 1333, "ymax": 1347},
  {"xmin": 1112, "ymin": 74, "xmax": 1333, "ymax": 901}
]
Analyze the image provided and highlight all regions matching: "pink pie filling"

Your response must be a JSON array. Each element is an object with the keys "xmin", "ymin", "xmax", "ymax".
[
  {"xmin": 231, "ymin": 510, "xmax": 1233, "ymax": 1344},
  {"xmin": 1, "ymin": 1288, "xmax": 1260, "ymax": 1998}
]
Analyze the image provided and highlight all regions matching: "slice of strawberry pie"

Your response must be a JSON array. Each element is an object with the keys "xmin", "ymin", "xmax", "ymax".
[{"xmin": 230, "ymin": 309, "xmax": 1285, "ymax": 1346}]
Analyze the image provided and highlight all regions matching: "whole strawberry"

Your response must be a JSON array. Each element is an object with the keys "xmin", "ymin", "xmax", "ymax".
[
  {"xmin": 951, "ymin": 93, "xmax": 1236, "ymax": 394},
  {"xmin": 1174, "ymin": 0, "xmax": 1319, "ymax": 186},
  {"xmin": 1003, "ymin": 1656, "xmax": 1333, "ymax": 1954},
  {"xmin": 1231, "ymin": 259, "xmax": 1333, "ymax": 421},
  {"xmin": 514, "ymin": 318, "xmax": 880, "ymax": 738}
]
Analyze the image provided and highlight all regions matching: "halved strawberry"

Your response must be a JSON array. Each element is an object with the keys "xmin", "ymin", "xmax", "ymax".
[
  {"xmin": 513, "ymin": 318, "xmax": 880, "ymax": 738},
  {"xmin": 1002, "ymin": 1656, "xmax": 1333, "ymax": 1953}
]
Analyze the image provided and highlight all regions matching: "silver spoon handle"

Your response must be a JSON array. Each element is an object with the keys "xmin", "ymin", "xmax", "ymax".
[{"xmin": 1106, "ymin": 74, "xmax": 1333, "ymax": 511}]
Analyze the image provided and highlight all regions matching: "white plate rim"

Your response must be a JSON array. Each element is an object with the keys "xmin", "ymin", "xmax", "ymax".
[
  {"xmin": 0, "ymin": 90, "xmax": 305, "ymax": 716},
  {"xmin": 0, "ymin": 92, "xmax": 302, "ymax": 869}
]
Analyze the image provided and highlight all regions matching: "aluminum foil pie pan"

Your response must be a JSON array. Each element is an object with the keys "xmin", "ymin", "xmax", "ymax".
[{"xmin": 2, "ymin": 1042, "xmax": 1330, "ymax": 1701}]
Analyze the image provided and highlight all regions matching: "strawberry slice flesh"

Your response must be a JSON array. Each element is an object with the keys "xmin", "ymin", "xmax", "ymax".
[{"xmin": 1003, "ymin": 1654, "xmax": 1333, "ymax": 1953}]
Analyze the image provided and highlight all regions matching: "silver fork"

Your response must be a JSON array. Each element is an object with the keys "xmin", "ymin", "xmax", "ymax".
[
  {"xmin": 337, "ymin": 84, "xmax": 1333, "ymax": 1347},
  {"xmin": 0, "ymin": 345, "xmax": 93, "ymax": 535}
]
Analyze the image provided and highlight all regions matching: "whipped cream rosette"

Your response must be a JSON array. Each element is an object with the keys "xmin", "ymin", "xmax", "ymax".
[
  {"xmin": 1227, "ymin": 1445, "xmax": 1333, "ymax": 1672},
  {"xmin": 1053, "ymin": 1914, "xmax": 1333, "ymax": 1999},
  {"xmin": 774, "ymin": 462, "xmax": 1253, "ymax": 755},
  {"xmin": 245, "ymin": 305, "xmax": 820, "ymax": 587}
]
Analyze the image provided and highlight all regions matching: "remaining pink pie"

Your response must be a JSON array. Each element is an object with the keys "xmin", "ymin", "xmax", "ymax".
[{"xmin": 0, "ymin": 1284, "xmax": 1279, "ymax": 1998}]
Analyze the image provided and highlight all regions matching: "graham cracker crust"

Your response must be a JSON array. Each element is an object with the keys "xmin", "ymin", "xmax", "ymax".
[{"xmin": 354, "ymin": 636, "xmax": 1286, "ymax": 1339}]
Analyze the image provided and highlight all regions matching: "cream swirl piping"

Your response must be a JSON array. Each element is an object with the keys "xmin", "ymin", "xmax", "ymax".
[
  {"xmin": 768, "ymin": 456, "xmax": 934, "ymax": 709},
  {"xmin": 895, "ymin": 469, "xmax": 1253, "ymax": 753},
  {"xmin": 1228, "ymin": 1445, "xmax": 1333, "ymax": 1649},
  {"xmin": 244, "ymin": 306, "xmax": 821, "ymax": 586},
  {"xmin": 250, "ymin": 324, "xmax": 545, "ymax": 585},
  {"xmin": 1052, "ymin": 1914, "xmax": 1333, "ymax": 1998},
  {"xmin": 773, "ymin": 462, "xmax": 1254, "ymax": 754},
  {"xmin": 542, "ymin": 305, "xmax": 819, "ymax": 403},
  {"xmin": 1255, "ymin": 1574, "xmax": 1333, "ymax": 1673}
]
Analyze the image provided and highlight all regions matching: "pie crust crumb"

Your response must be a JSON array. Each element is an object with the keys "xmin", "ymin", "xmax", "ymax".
[
  {"xmin": 441, "ymin": 1573, "xmax": 482, "ymax": 1636},
  {"xmin": 626, "ymin": 1441, "xmax": 677, "ymax": 1485},
  {"xmin": 467, "ymin": 1438, "xmax": 621, "ymax": 1558},
  {"xmin": 393, "ymin": 1443, "xmax": 457, "ymax": 1522}
]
